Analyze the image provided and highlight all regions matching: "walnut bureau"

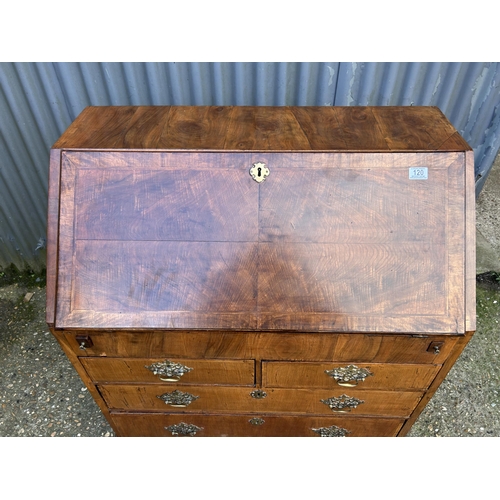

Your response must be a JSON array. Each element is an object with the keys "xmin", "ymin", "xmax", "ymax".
[{"xmin": 46, "ymin": 106, "xmax": 475, "ymax": 437}]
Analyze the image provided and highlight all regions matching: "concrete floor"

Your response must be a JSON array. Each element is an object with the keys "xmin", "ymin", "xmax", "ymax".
[
  {"xmin": 477, "ymin": 154, "xmax": 500, "ymax": 273},
  {"xmin": 1, "ymin": 154, "xmax": 499, "ymax": 438}
]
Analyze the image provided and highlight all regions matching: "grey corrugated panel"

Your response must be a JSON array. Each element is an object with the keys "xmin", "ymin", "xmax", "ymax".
[
  {"xmin": 0, "ymin": 61, "xmax": 499, "ymax": 270},
  {"xmin": 458, "ymin": 63, "xmax": 500, "ymax": 194},
  {"xmin": 0, "ymin": 63, "xmax": 53, "ymax": 269},
  {"xmin": 332, "ymin": 61, "xmax": 500, "ymax": 187},
  {"xmin": 122, "ymin": 62, "xmax": 151, "ymax": 104}
]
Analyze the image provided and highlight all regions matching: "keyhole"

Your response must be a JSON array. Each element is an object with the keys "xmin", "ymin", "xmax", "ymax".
[{"xmin": 250, "ymin": 163, "xmax": 268, "ymax": 182}]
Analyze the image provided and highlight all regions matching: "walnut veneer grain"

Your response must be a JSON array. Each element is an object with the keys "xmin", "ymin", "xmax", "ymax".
[{"xmin": 47, "ymin": 106, "xmax": 475, "ymax": 437}]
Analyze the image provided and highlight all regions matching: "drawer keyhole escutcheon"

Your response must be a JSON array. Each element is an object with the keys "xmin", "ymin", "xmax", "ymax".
[
  {"xmin": 250, "ymin": 162, "xmax": 269, "ymax": 183},
  {"xmin": 325, "ymin": 364, "xmax": 373, "ymax": 387},
  {"xmin": 145, "ymin": 360, "xmax": 193, "ymax": 382},
  {"xmin": 250, "ymin": 389, "xmax": 267, "ymax": 399},
  {"xmin": 157, "ymin": 390, "xmax": 199, "ymax": 407},
  {"xmin": 165, "ymin": 422, "xmax": 203, "ymax": 436},
  {"xmin": 249, "ymin": 418, "xmax": 265, "ymax": 426}
]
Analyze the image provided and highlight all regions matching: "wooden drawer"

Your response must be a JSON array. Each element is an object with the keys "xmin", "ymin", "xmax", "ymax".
[
  {"xmin": 99, "ymin": 385, "xmax": 422, "ymax": 417},
  {"xmin": 263, "ymin": 361, "xmax": 440, "ymax": 391},
  {"xmin": 81, "ymin": 357, "xmax": 255, "ymax": 385},
  {"xmin": 110, "ymin": 412, "xmax": 405, "ymax": 437},
  {"xmin": 63, "ymin": 330, "xmax": 458, "ymax": 364}
]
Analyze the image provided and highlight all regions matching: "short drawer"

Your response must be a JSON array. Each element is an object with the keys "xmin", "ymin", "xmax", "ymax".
[
  {"xmin": 263, "ymin": 361, "xmax": 440, "ymax": 391},
  {"xmin": 110, "ymin": 412, "xmax": 405, "ymax": 437},
  {"xmin": 99, "ymin": 385, "xmax": 422, "ymax": 417},
  {"xmin": 81, "ymin": 357, "xmax": 255, "ymax": 385}
]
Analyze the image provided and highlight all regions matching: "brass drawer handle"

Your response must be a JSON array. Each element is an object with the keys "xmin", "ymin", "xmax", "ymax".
[
  {"xmin": 250, "ymin": 389, "xmax": 267, "ymax": 399},
  {"xmin": 145, "ymin": 360, "xmax": 193, "ymax": 382},
  {"xmin": 165, "ymin": 422, "xmax": 203, "ymax": 436},
  {"xmin": 249, "ymin": 418, "xmax": 265, "ymax": 426},
  {"xmin": 312, "ymin": 425, "xmax": 350, "ymax": 437},
  {"xmin": 157, "ymin": 389, "xmax": 199, "ymax": 407},
  {"xmin": 325, "ymin": 365, "xmax": 373, "ymax": 387},
  {"xmin": 321, "ymin": 394, "xmax": 364, "ymax": 413}
]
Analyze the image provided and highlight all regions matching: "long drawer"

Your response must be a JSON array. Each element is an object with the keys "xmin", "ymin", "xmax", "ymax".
[
  {"xmin": 110, "ymin": 412, "xmax": 405, "ymax": 437},
  {"xmin": 63, "ymin": 330, "xmax": 458, "ymax": 364},
  {"xmin": 263, "ymin": 361, "xmax": 440, "ymax": 390},
  {"xmin": 82, "ymin": 357, "xmax": 255, "ymax": 385},
  {"xmin": 99, "ymin": 385, "xmax": 422, "ymax": 417}
]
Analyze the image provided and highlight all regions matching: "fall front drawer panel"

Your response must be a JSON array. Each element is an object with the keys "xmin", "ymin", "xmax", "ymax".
[
  {"xmin": 81, "ymin": 357, "xmax": 255, "ymax": 385},
  {"xmin": 110, "ymin": 413, "xmax": 405, "ymax": 437},
  {"xmin": 99, "ymin": 385, "xmax": 422, "ymax": 417},
  {"xmin": 263, "ymin": 362, "xmax": 441, "ymax": 390}
]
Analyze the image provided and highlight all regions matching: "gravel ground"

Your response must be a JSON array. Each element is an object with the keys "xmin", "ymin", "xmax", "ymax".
[
  {"xmin": 0, "ymin": 276, "xmax": 114, "ymax": 437},
  {"xmin": 407, "ymin": 281, "xmax": 500, "ymax": 436}
]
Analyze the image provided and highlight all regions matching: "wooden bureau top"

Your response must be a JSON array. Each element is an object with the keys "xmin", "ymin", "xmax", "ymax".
[
  {"xmin": 52, "ymin": 106, "xmax": 471, "ymax": 152},
  {"xmin": 47, "ymin": 106, "xmax": 475, "ymax": 334}
]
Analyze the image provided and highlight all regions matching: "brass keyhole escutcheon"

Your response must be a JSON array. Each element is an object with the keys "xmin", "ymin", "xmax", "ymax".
[
  {"xmin": 250, "ymin": 389, "xmax": 267, "ymax": 399},
  {"xmin": 249, "ymin": 418, "xmax": 265, "ymax": 426},
  {"xmin": 250, "ymin": 162, "xmax": 269, "ymax": 183}
]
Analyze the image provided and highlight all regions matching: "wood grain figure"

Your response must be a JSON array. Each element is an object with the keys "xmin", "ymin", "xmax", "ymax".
[{"xmin": 47, "ymin": 106, "xmax": 475, "ymax": 436}]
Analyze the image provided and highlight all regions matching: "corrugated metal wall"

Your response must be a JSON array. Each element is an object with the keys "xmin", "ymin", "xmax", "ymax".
[{"xmin": 1, "ymin": 62, "xmax": 499, "ymax": 270}]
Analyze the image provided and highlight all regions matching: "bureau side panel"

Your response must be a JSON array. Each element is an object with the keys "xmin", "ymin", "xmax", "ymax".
[
  {"xmin": 465, "ymin": 151, "xmax": 476, "ymax": 331},
  {"xmin": 46, "ymin": 149, "xmax": 61, "ymax": 326}
]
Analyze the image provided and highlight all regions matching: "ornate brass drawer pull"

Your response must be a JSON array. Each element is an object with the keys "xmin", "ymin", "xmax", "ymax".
[
  {"xmin": 312, "ymin": 425, "xmax": 350, "ymax": 437},
  {"xmin": 321, "ymin": 394, "xmax": 364, "ymax": 413},
  {"xmin": 157, "ymin": 389, "xmax": 199, "ymax": 407},
  {"xmin": 145, "ymin": 360, "xmax": 193, "ymax": 382},
  {"xmin": 165, "ymin": 422, "xmax": 203, "ymax": 436},
  {"xmin": 325, "ymin": 365, "xmax": 373, "ymax": 387},
  {"xmin": 249, "ymin": 418, "xmax": 265, "ymax": 426},
  {"xmin": 250, "ymin": 389, "xmax": 267, "ymax": 399}
]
